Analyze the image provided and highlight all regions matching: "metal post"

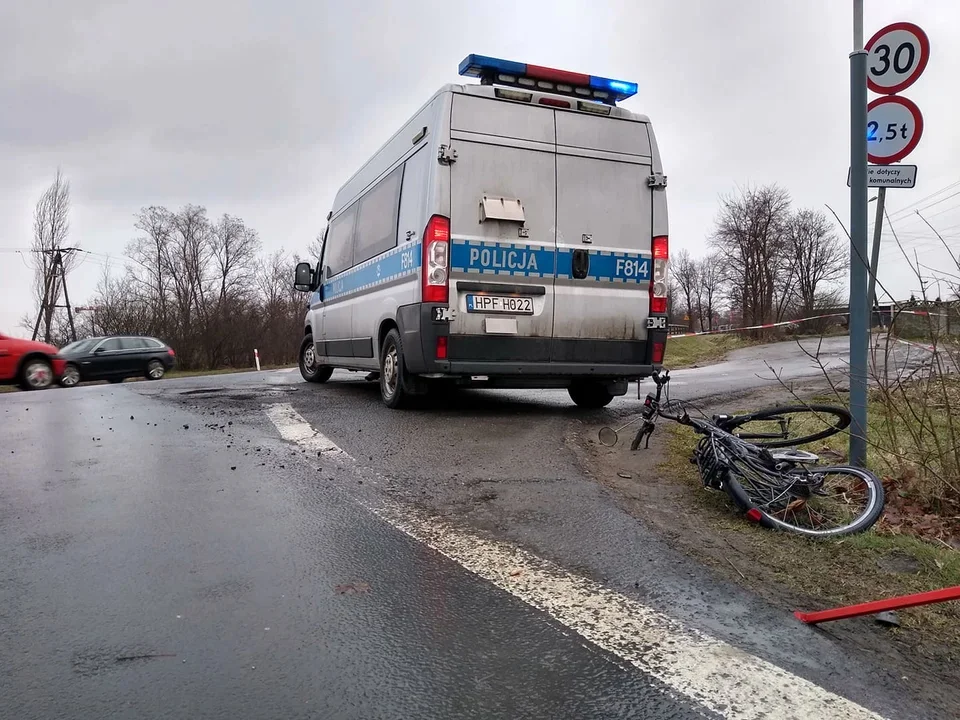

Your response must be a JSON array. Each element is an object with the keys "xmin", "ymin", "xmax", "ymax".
[
  {"xmin": 849, "ymin": 0, "xmax": 869, "ymax": 467},
  {"xmin": 59, "ymin": 252, "xmax": 78, "ymax": 343},
  {"xmin": 31, "ymin": 253, "xmax": 55, "ymax": 341},
  {"xmin": 868, "ymin": 187, "xmax": 886, "ymax": 322}
]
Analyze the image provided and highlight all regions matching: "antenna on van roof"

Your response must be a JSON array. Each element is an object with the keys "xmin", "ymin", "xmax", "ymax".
[{"xmin": 458, "ymin": 54, "xmax": 637, "ymax": 106}]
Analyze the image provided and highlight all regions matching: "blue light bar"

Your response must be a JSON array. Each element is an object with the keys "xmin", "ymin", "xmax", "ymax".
[{"xmin": 458, "ymin": 54, "xmax": 637, "ymax": 104}]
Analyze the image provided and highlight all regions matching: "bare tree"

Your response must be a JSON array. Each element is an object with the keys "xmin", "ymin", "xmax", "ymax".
[
  {"xmin": 711, "ymin": 184, "xmax": 792, "ymax": 330},
  {"xmin": 81, "ymin": 203, "xmax": 308, "ymax": 371},
  {"xmin": 307, "ymin": 232, "xmax": 324, "ymax": 262},
  {"xmin": 211, "ymin": 214, "xmax": 260, "ymax": 305},
  {"xmin": 696, "ymin": 254, "xmax": 725, "ymax": 331},
  {"xmin": 673, "ymin": 248, "xmax": 700, "ymax": 331},
  {"xmin": 786, "ymin": 208, "xmax": 847, "ymax": 317},
  {"xmin": 129, "ymin": 206, "xmax": 175, "ymax": 333},
  {"xmin": 30, "ymin": 170, "xmax": 75, "ymax": 342}
]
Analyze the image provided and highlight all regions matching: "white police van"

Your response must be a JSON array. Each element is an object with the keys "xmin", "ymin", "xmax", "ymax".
[{"xmin": 294, "ymin": 55, "xmax": 670, "ymax": 409}]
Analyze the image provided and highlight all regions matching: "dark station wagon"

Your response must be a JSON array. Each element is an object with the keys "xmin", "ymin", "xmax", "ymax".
[{"xmin": 57, "ymin": 335, "xmax": 177, "ymax": 387}]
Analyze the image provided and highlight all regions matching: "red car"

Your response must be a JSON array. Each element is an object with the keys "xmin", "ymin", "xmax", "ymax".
[{"xmin": 0, "ymin": 332, "xmax": 66, "ymax": 390}]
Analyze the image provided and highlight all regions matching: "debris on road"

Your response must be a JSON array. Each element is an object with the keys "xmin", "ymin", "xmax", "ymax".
[
  {"xmin": 335, "ymin": 581, "xmax": 371, "ymax": 595},
  {"xmin": 875, "ymin": 611, "xmax": 901, "ymax": 627}
]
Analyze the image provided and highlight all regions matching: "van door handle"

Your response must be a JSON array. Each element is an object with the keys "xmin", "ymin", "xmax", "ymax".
[
  {"xmin": 572, "ymin": 249, "xmax": 590, "ymax": 280},
  {"xmin": 406, "ymin": 230, "xmax": 417, "ymax": 240}
]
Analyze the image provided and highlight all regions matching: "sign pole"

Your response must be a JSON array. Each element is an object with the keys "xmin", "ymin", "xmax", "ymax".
[
  {"xmin": 868, "ymin": 186, "xmax": 886, "ymax": 322},
  {"xmin": 849, "ymin": 0, "xmax": 869, "ymax": 468}
]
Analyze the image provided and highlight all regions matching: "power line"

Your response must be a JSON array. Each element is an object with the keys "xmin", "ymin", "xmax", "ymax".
[{"xmin": 885, "ymin": 179, "xmax": 960, "ymax": 221}]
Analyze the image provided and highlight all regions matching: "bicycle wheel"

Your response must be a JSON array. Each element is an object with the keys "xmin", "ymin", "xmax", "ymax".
[
  {"xmin": 717, "ymin": 405, "xmax": 851, "ymax": 448},
  {"xmin": 725, "ymin": 460, "xmax": 885, "ymax": 538}
]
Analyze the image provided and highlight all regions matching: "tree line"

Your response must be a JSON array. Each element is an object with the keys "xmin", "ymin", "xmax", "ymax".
[
  {"xmin": 25, "ymin": 176, "xmax": 309, "ymax": 370},
  {"xmin": 84, "ymin": 205, "xmax": 308, "ymax": 369},
  {"xmin": 25, "ymin": 175, "xmax": 847, "ymax": 370},
  {"xmin": 669, "ymin": 184, "xmax": 847, "ymax": 333}
]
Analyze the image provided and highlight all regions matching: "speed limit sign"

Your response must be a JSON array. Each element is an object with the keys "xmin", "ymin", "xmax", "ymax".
[
  {"xmin": 867, "ymin": 96, "xmax": 923, "ymax": 165},
  {"xmin": 865, "ymin": 22, "xmax": 930, "ymax": 95}
]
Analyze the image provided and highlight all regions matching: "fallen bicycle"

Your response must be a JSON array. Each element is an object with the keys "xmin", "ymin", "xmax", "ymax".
[{"xmin": 599, "ymin": 369, "xmax": 885, "ymax": 537}]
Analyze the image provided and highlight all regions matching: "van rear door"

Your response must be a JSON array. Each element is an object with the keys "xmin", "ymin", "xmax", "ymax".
[
  {"xmin": 552, "ymin": 112, "xmax": 654, "ymax": 363},
  {"xmin": 447, "ymin": 94, "xmax": 556, "ymax": 356}
]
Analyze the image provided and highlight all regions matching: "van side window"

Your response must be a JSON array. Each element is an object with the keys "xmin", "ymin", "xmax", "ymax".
[
  {"xmin": 325, "ymin": 205, "xmax": 358, "ymax": 276},
  {"xmin": 354, "ymin": 165, "xmax": 404, "ymax": 266}
]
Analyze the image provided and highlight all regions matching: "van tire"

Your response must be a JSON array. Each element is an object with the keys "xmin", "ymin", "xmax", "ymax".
[
  {"xmin": 379, "ymin": 328, "xmax": 409, "ymax": 409},
  {"xmin": 300, "ymin": 334, "xmax": 333, "ymax": 383},
  {"xmin": 568, "ymin": 381, "xmax": 614, "ymax": 409}
]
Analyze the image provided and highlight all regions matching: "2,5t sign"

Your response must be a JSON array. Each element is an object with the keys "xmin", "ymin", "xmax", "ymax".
[{"xmin": 866, "ymin": 95, "xmax": 924, "ymax": 165}]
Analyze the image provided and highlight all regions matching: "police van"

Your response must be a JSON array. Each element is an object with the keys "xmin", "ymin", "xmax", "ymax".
[{"xmin": 293, "ymin": 55, "xmax": 670, "ymax": 409}]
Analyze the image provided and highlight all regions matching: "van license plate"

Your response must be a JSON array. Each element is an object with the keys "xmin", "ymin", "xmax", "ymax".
[{"xmin": 466, "ymin": 294, "xmax": 533, "ymax": 314}]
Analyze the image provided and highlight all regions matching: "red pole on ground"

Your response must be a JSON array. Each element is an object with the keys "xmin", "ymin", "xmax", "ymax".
[{"xmin": 795, "ymin": 585, "xmax": 960, "ymax": 624}]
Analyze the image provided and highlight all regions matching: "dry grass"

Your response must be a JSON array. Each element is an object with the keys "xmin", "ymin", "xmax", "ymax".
[
  {"xmin": 760, "ymin": 376, "xmax": 960, "ymax": 536},
  {"xmin": 663, "ymin": 334, "xmax": 754, "ymax": 369}
]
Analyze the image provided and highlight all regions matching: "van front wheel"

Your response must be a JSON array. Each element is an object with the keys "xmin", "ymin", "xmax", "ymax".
[
  {"xmin": 568, "ymin": 381, "xmax": 614, "ymax": 409},
  {"xmin": 379, "ymin": 329, "xmax": 409, "ymax": 409},
  {"xmin": 300, "ymin": 334, "xmax": 333, "ymax": 383}
]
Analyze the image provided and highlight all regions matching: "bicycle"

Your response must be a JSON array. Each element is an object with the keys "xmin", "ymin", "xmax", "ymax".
[{"xmin": 603, "ymin": 369, "xmax": 885, "ymax": 538}]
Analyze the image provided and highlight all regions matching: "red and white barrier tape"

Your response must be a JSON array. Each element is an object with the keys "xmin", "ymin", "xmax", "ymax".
[
  {"xmin": 669, "ymin": 308, "xmax": 953, "ymax": 340},
  {"xmin": 668, "ymin": 312, "xmax": 850, "ymax": 339}
]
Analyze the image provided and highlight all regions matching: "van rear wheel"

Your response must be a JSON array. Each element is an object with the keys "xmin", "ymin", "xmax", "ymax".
[
  {"xmin": 379, "ymin": 328, "xmax": 409, "ymax": 409},
  {"xmin": 568, "ymin": 381, "xmax": 614, "ymax": 409},
  {"xmin": 300, "ymin": 334, "xmax": 333, "ymax": 383}
]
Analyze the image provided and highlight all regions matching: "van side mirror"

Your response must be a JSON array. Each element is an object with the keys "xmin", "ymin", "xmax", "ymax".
[{"xmin": 293, "ymin": 262, "xmax": 316, "ymax": 292}]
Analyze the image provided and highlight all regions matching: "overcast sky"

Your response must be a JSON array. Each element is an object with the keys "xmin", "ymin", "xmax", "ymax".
[{"xmin": 2, "ymin": 0, "xmax": 958, "ymax": 336}]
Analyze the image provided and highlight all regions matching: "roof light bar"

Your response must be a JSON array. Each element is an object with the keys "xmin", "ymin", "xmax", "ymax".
[{"xmin": 458, "ymin": 54, "xmax": 637, "ymax": 104}]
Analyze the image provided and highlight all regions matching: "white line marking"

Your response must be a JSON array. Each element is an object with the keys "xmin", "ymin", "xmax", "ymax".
[
  {"xmin": 263, "ymin": 403, "xmax": 350, "ymax": 459},
  {"xmin": 264, "ymin": 405, "xmax": 886, "ymax": 720}
]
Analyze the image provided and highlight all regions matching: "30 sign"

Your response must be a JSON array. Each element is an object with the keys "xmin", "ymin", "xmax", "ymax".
[{"xmin": 865, "ymin": 22, "xmax": 930, "ymax": 95}]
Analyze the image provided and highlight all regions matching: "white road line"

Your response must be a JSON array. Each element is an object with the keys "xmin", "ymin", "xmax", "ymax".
[
  {"xmin": 263, "ymin": 405, "xmax": 886, "ymax": 720},
  {"xmin": 263, "ymin": 403, "xmax": 350, "ymax": 459}
]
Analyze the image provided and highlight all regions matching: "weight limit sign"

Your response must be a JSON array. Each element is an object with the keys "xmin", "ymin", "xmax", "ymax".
[{"xmin": 866, "ymin": 95, "xmax": 923, "ymax": 165}]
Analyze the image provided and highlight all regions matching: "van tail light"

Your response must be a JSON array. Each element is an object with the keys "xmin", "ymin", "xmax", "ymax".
[
  {"xmin": 650, "ymin": 235, "xmax": 668, "ymax": 315},
  {"xmin": 422, "ymin": 215, "xmax": 450, "ymax": 304},
  {"xmin": 652, "ymin": 341, "xmax": 665, "ymax": 364},
  {"xmin": 436, "ymin": 336, "xmax": 448, "ymax": 360}
]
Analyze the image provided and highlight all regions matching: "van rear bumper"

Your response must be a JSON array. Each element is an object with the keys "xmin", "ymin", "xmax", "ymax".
[{"xmin": 398, "ymin": 303, "xmax": 663, "ymax": 380}]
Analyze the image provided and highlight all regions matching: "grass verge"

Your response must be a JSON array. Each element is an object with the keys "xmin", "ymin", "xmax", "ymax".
[
  {"xmin": 663, "ymin": 334, "xmax": 754, "ymax": 369},
  {"xmin": 751, "ymin": 380, "xmax": 960, "ymax": 543}
]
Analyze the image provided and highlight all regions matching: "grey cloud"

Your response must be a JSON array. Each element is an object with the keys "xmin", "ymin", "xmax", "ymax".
[{"xmin": 2, "ymin": 0, "xmax": 959, "ymax": 334}]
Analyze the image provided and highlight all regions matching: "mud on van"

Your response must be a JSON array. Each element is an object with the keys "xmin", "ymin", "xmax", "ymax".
[{"xmin": 293, "ymin": 55, "xmax": 670, "ymax": 409}]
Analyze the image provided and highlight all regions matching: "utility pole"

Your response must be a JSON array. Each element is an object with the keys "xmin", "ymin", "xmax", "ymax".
[
  {"xmin": 31, "ymin": 247, "xmax": 79, "ymax": 344},
  {"xmin": 31, "ymin": 258, "xmax": 56, "ymax": 342},
  {"xmin": 849, "ymin": 0, "xmax": 870, "ymax": 467},
  {"xmin": 58, "ymin": 251, "xmax": 78, "ymax": 342},
  {"xmin": 867, "ymin": 187, "xmax": 886, "ymax": 324}
]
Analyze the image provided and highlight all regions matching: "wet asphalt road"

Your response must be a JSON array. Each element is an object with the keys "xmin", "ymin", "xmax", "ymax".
[
  {"xmin": 0, "ymin": 337, "xmax": 947, "ymax": 720},
  {"xmin": 1, "ymin": 386, "xmax": 706, "ymax": 720}
]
